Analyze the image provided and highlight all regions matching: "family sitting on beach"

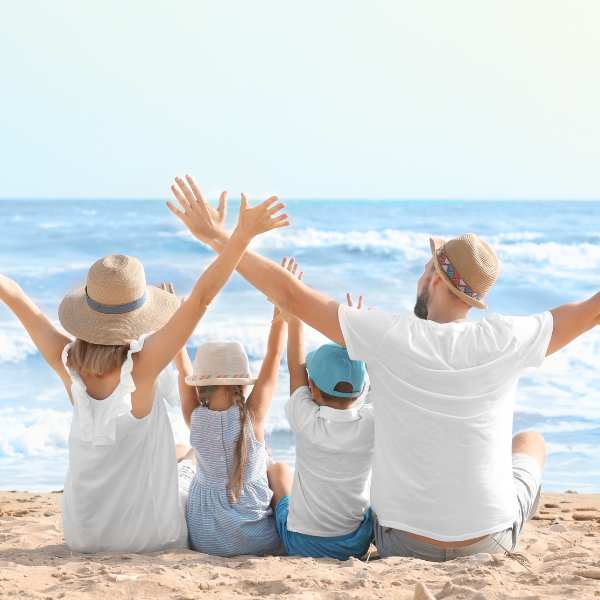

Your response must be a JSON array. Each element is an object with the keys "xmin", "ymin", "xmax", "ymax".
[{"xmin": 1, "ymin": 176, "xmax": 598, "ymax": 562}]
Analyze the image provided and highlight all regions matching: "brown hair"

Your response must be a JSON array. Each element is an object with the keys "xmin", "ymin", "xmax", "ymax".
[
  {"xmin": 66, "ymin": 339, "xmax": 130, "ymax": 377},
  {"xmin": 316, "ymin": 381, "xmax": 359, "ymax": 406},
  {"xmin": 197, "ymin": 384, "xmax": 249, "ymax": 504}
]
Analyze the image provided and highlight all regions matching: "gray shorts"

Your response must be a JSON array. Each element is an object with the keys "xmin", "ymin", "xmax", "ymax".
[{"xmin": 374, "ymin": 453, "xmax": 542, "ymax": 561}]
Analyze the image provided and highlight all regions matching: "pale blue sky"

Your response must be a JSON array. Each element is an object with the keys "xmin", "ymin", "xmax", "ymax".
[{"xmin": 1, "ymin": 1, "xmax": 599, "ymax": 200}]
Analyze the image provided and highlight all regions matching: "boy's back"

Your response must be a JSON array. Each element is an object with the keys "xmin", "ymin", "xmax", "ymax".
[
  {"xmin": 286, "ymin": 386, "xmax": 374, "ymax": 536},
  {"xmin": 273, "ymin": 268, "xmax": 374, "ymax": 560}
]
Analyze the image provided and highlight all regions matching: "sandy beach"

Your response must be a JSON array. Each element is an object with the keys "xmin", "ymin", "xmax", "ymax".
[{"xmin": 0, "ymin": 491, "xmax": 598, "ymax": 599}]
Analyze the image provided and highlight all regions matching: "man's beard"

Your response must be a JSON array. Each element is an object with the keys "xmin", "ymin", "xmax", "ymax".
[{"xmin": 414, "ymin": 289, "xmax": 429, "ymax": 320}]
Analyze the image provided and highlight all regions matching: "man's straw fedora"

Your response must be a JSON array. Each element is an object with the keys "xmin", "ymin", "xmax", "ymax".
[
  {"xmin": 185, "ymin": 341, "xmax": 257, "ymax": 387},
  {"xmin": 59, "ymin": 254, "xmax": 179, "ymax": 345},
  {"xmin": 429, "ymin": 233, "xmax": 499, "ymax": 309}
]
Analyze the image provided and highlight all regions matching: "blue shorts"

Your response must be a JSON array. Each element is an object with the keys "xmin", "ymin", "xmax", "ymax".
[{"xmin": 275, "ymin": 496, "xmax": 373, "ymax": 561}]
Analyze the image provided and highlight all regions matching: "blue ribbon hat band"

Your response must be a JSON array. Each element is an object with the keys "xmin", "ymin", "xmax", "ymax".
[{"xmin": 85, "ymin": 287, "xmax": 148, "ymax": 315}]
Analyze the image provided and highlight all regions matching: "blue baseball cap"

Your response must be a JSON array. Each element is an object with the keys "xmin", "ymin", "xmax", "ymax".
[{"xmin": 306, "ymin": 343, "xmax": 366, "ymax": 398}]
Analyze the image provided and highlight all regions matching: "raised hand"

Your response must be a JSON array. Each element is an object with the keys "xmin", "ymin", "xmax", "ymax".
[
  {"xmin": 236, "ymin": 193, "xmax": 288, "ymax": 240},
  {"xmin": 346, "ymin": 292, "xmax": 364, "ymax": 309},
  {"xmin": 167, "ymin": 175, "xmax": 228, "ymax": 243},
  {"xmin": 158, "ymin": 281, "xmax": 179, "ymax": 302},
  {"xmin": 167, "ymin": 176, "xmax": 288, "ymax": 244}
]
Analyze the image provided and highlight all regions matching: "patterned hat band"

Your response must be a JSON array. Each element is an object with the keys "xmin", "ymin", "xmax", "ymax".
[{"xmin": 437, "ymin": 250, "xmax": 482, "ymax": 301}]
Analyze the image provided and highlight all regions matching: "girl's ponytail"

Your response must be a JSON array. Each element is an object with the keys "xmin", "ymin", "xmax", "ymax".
[{"xmin": 228, "ymin": 385, "xmax": 249, "ymax": 503}]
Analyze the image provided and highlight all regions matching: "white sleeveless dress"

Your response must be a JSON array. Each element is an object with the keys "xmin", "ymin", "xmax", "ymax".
[{"xmin": 61, "ymin": 336, "xmax": 188, "ymax": 553}]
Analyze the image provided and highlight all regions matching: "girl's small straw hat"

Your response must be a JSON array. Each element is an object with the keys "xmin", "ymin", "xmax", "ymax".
[
  {"xmin": 59, "ymin": 254, "xmax": 179, "ymax": 345},
  {"xmin": 186, "ymin": 341, "xmax": 257, "ymax": 387}
]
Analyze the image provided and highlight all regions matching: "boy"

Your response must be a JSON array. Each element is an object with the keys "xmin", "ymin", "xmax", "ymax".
[{"xmin": 274, "ymin": 281, "xmax": 374, "ymax": 560}]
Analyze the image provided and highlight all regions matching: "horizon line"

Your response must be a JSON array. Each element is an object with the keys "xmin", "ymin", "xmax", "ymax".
[{"xmin": 1, "ymin": 197, "xmax": 600, "ymax": 203}]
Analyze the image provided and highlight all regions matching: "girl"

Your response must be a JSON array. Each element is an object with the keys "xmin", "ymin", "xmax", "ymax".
[
  {"xmin": 179, "ymin": 260, "xmax": 296, "ymax": 557},
  {"xmin": 0, "ymin": 177, "xmax": 288, "ymax": 553}
]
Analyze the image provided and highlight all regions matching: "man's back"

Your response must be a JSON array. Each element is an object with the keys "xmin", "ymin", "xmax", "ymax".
[{"xmin": 339, "ymin": 305, "xmax": 553, "ymax": 541}]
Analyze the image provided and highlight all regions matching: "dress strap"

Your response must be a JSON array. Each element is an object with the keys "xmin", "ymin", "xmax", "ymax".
[
  {"xmin": 61, "ymin": 340, "xmax": 75, "ymax": 377},
  {"xmin": 61, "ymin": 340, "xmax": 87, "ymax": 398},
  {"xmin": 117, "ymin": 333, "xmax": 149, "ymax": 397}
]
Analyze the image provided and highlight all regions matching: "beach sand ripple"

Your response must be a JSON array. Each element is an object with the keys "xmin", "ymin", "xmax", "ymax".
[{"xmin": 1, "ymin": 492, "xmax": 599, "ymax": 599}]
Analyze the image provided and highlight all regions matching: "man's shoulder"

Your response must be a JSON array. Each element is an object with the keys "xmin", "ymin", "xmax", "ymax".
[
  {"xmin": 478, "ymin": 311, "xmax": 552, "ymax": 336},
  {"xmin": 358, "ymin": 404, "xmax": 375, "ymax": 436},
  {"xmin": 358, "ymin": 402, "xmax": 374, "ymax": 419},
  {"xmin": 339, "ymin": 304, "xmax": 408, "ymax": 328}
]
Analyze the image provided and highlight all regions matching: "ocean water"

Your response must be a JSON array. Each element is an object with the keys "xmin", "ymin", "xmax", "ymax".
[{"xmin": 1, "ymin": 199, "xmax": 599, "ymax": 492}]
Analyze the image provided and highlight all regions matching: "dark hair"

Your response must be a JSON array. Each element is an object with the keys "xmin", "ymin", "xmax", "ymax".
[{"xmin": 318, "ymin": 381, "xmax": 359, "ymax": 403}]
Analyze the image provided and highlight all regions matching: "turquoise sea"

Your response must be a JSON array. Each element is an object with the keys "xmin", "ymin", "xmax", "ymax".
[{"xmin": 1, "ymin": 199, "xmax": 599, "ymax": 491}]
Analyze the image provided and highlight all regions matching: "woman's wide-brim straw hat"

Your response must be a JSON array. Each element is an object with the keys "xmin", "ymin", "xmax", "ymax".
[
  {"xmin": 186, "ymin": 341, "xmax": 257, "ymax": 387},
  {"xmin": 429, "ymin": 233, "xmax": 499, "ymax": 310},
  {"xmin": 59, "ymin": 254, "xmax": 179, "ymax": 345}
]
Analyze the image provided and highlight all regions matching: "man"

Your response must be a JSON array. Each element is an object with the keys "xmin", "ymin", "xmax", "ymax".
[{"xmin": 168, "ymin": 176, "xmax": 599, "ymax": 560}]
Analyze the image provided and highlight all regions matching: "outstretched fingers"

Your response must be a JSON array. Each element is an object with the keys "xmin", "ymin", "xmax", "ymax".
[
  {"xmin": 218, "ymin": 191, "xmax": 228, "ymax": 222},
  {"xmin": 270, "ymin": 213, "xmax": 289, "ymax": 229},
  {"xmin": 282, "ymin": 257, "xmax": 303, "ymax": 281},
  {"xmin": 185, "ymin": 175, "xmax": 207, "ymax": 205},
  {"xmin": 346, "ymin": 293, "xmax": 364, "ymax": 309},
  {"xmin": 176, "ymin": 176, "xmax": 211, "ymax": 219},
  {"xmin": 268, "ymin": 202, "xmax": 285, "ymax": 216},
  {"xmin": 170, "ymin": 184, "xmax": 190, "ymax": 213},
  {"xmin": 166, "ymin": 200, "xmax": 185, "ymax": 220},
  {"xmin": 260, "ymin": 195, "xmax": 280, "ymax": 210},
  {"xmin": 237, "ymin": 193, "xmax": 289, "ymax": 235},
  {"xmin": 171, "ymin": 177, "xmax": 195, "ymax": 211}
]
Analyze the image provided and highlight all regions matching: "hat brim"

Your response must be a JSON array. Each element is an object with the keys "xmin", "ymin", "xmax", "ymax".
[
  {"xmin": 58, "ymin": 285, "xmax": 180, "ymax": 345},
  {"xmin": 185, "ymin": 376, "xmax": 257, "ymax": 387},
  {"xmin": 429, "ymin": 238, "xmax": 487, "ymax": 310}
]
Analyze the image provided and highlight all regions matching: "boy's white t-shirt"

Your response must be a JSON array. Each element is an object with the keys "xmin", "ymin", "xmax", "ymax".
[
  {"xmin": 338, "ymin": 304, "xmax": 553, "ymax": 542},
  {"xmin": 286, "ymin": 386, "xmax": 374, "ymax": 537}
]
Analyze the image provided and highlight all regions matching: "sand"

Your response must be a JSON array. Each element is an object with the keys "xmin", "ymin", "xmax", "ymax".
[{"xmin": 1, "ymin": 491, "xmax": 599, "ymax": 599}]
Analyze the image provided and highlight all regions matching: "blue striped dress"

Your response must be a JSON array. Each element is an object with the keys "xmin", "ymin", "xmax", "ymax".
[{"xmin": 186, "ymin": 404, "xmax": 281, "ymax": 556}]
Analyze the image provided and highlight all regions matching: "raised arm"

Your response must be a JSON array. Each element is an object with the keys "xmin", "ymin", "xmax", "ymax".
[
  {"xmin": 136, "ymin": 183, "xmax": 288, "ymax": 384},
  {"xmin": 278, "ymin": 258, "xmax": 308, "ymax": 395},
  {"xmin": 158, "ymin": 283, "xmax": 198, "ymax": 427},
  {"xmin": 246, "ymin": 306, "xmax": 287, "ymax": 440},
  {"xmin": 0, "ymin": 274, "xmax": 70, "ymax": 386},
  {"xmin": 167, "ymin": 177, "xmax": 344, "ymax": 345},
  {"xmin": 175, "ymin": 346, "xmax": 197, "ymax": 428},
  {"xmin": 245, "ymin": 259, "xmax": 296, "ymax": 433},
  {"xmin": 547, "ymin": 292, "xmax": 600, "ymax": 355}
]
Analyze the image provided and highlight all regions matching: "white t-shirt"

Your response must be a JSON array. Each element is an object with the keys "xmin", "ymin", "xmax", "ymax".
[
  {"xmin": 286, "ymin": 386, "xmax": 374, "ymax": 537},
  {"xmin": 338, "ymin": 305, "xmax": 553, "ymax": 542}
]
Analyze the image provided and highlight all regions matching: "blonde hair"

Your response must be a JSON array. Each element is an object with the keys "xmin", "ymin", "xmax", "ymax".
[
  {"xmin": 66, "ymin": 339, "xmax": 129, "ymax": 377},
  {"xmin": 197, "ymin": 385, "xmax": 249, "ymax": 504}
]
